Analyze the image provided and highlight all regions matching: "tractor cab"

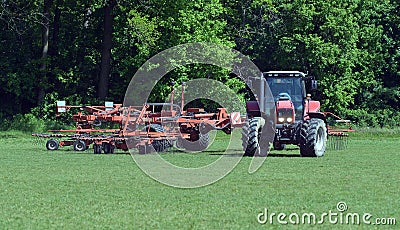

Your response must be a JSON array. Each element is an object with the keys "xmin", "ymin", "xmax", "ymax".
[{"xmin": 264, "ymin": 71, "xmax": 309, "ymax": 122}]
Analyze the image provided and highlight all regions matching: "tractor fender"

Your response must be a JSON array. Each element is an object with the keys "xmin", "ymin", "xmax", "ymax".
[
  {"xmin": 307, "ymin": 112, "xmax": 326, "ymax": 121},
  {"xmin": 306, "ymin": 112, "xmax": 329, "ymax": 136},
  {"xmin": 246, "ymin": 101, "xmax": 261, "ymax": 118}
]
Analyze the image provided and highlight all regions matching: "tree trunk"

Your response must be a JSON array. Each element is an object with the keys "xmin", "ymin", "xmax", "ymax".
[
  {"xmin": 50, "ymin": 0, "xmax": 61, "ymax": 57},
  {"xmin": 97, "ymin": 0, "xmax": 116, "ymax": 99},
  {"xmin": 38, "ymin": 0, "xmax": 53, "ymax": 106}
]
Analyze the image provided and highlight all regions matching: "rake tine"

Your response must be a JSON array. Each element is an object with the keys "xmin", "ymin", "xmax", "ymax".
[{"xmin": 328, "ymin": 133, "xmax": 349, "ymax": 151}]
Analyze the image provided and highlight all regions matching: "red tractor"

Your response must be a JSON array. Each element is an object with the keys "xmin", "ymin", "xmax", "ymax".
[{"xmin": 242, "ymin": 71, "xmax": 328, "ymax": 157}]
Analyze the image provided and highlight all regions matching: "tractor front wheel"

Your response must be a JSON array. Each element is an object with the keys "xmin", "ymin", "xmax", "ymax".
[
  {"xmin": 241, "ymin": 118, "xmax": 269, "ymax": 156},
  {"xmin": 300, "ymin": 118, "xmax": 327, "ymax": 157}
]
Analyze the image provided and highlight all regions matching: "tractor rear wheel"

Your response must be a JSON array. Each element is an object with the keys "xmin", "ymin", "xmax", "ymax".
[
  {"xmin": 300, "ymin": 118, "xmax": 327, "ymax": 157},
  {"xmin": 241, "ymin": 118, "xmax": 269, "ymax": 156},
  {"xmin": 46, "ymin": 139, "xmax": 59, "ymax": 151}
]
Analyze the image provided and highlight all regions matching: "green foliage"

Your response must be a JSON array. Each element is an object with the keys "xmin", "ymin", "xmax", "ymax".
[
  {"xmin": 0, "ymin": 0, "xmax": 399, "ymax": 128},
  {"xmin": 8, "ymin": 114, "xmax": 46, "ymax": 133},
  {"xmin": 272, "ymin": 0, "xmax": 388, "ymax": 114},
  {"xmin": 347, "ymin": 108, "xmax": 400, "ymax": 128},
  {"xmin": 4, "ymin": 111, "xmax": 71, "ymax": 133}
]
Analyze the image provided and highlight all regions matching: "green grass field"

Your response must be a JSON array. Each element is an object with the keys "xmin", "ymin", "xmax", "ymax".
[{"xmin": 0, "ymin": 131, "xmax": 399, "ymax": 229}]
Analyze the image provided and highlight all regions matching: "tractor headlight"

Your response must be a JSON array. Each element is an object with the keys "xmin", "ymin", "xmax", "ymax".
[
  {"xmin": 287, "ymin": 117, "xmax": 293, "ymax": 123},
  {"xmin": 278, "ymin": 117, "xmax": 285, "ymax": 123}
]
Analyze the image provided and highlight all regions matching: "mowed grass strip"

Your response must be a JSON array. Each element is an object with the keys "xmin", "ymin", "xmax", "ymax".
[{"xmin": 0, "ymin": 131, "xmax": 399, "ymax": 229}]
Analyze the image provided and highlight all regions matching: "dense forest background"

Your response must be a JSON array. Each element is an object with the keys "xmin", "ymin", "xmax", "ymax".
[{"xmin": 0, "ymin": 0, "xmax": 399, "ymax": 130}]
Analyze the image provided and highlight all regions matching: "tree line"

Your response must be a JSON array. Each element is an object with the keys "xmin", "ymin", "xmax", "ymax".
[{"xmin": 0, "ymin": 0, "xmax": 399, "ymax": 127}]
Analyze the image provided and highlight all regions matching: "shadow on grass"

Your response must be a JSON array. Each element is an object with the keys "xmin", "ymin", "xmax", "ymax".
[
  {"xmin": 208, "ymin": 153, "xmax": 244, "ymax": 157},
  {"xmin": 284, "ymin": 147, "xmax": 300, "ymax": 151},
  {"xmin": 267, "ymin": 153, "xmax": 301, "ymax": 158},
  {"xmin": 208, "ymin": 148, "xmax": 302, "ymax": 158},
  {"xmin": 43, "ymin": 147, "xmax": 302, "ymax": 158},
  {"xmin": 208, "ymin": 153, "xmax": 302, "ymax": 158},
  {"xmin": 42, "ymin": 149, "xmax": 131, "ymax": 155}
]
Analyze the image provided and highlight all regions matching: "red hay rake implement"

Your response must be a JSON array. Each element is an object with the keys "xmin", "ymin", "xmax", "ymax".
[
  {"xmin": 33, "ymin": 84, "xmax": 239, "ymax": 154},
  {"xmin": 324, "ymin": 112, "xmax": 354, "ymax": 150}
]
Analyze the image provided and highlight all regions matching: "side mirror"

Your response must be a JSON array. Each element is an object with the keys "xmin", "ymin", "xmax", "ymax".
[{"xmin": 310, "ymin": 80, "xmax": 318, "ymax": 91}]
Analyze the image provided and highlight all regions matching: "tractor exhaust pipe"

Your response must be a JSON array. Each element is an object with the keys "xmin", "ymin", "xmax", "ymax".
[
  {"xmin": 259, "ymin": 73, "xmax": 265, "ymax": 112},
  {"xmin": 181, "ymin": 82, "xmax": 185, "ymax": 114}
]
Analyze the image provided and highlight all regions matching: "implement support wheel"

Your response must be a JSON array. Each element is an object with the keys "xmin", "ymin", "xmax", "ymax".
[
  {"xmin": 46, "ymin": 139, "xmax": 59, "ymax": 151},
  {"xmin": 73, "ymin": 140, "xmax": 87, "ymax": 151}
]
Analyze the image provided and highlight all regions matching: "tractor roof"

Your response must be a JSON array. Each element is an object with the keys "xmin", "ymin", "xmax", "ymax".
[{"xmin": 263, "ymin": 71, "xmax": 306, "ymax": 78}]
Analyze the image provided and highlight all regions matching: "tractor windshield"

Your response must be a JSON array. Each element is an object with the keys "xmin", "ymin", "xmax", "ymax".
[{"xmin": 266, "ymin": 77, "xmax": 305, "ymax": 120}]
